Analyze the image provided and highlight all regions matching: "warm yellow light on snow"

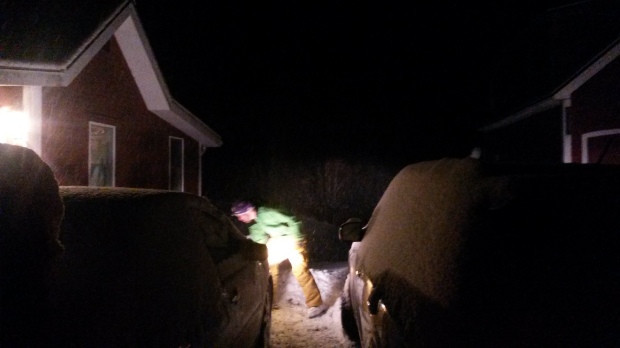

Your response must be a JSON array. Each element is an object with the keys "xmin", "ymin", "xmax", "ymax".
[{"xmin": 0, "ymin": 107, "xmax": 29, "ymax": 147}]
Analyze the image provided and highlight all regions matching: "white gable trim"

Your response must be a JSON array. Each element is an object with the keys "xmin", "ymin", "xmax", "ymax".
[
  {"xmin": 581, "ymin": 128, "xmax": 620, "ymax": 164},
  {"xmin": 0, "ymin": 2, "xmax": 128, "ymax": 86},
  {"xmin": 478, "ymin": 98, "xmax": 561, "ymax": 132},
  {"xmin": 554, "ymin": 39, "xmax": 620, "ymax": 100},
  {"xmin": 480, "ymin": 38, "xmax": 620, "ymax": 133},
  {"xmin": 114, "ymin": 10, "xmax": 170, "ymax": 110},
  {"xmin": 0, "ymin": 1, "xmax": 222, "ymax": 148},
  {"xmin": 152, "ymin": 100, "xmax": 223, "ymax": 148},
  {"xmin": 113, "ymin": 7, "xmax": 222, "ymax": 147}
]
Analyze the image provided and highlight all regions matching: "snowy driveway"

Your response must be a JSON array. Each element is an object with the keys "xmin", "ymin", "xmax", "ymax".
[{"xmin": 270, "ymin": 262, "xmax": 358, "ymax": 348}]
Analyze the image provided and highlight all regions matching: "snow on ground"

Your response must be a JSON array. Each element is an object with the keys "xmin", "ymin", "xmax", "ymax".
[{"xmin": 270, "ymin": 261, "xmax": 359, "ymax": 348}]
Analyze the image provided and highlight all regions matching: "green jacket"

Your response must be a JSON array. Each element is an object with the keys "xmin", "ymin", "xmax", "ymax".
[{"xmin": 248, "ymin": 207, "xmax": 302, "ymax": 244}]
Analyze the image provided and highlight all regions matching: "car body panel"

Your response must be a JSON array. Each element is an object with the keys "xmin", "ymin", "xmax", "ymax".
[
  {"xmin": 345, "ymin": 239, "xmax": 405, "ymax": 347},
  {"xmin": 216, "ymin": 253, "xmax": 270, "ymax": 347},
  {"xmin": 50, "ymin": 186, "xmax": 271, "ymax": 348},
  {"xmin": 339, "ymin": 158, "xmax": 620, "ymax": 347}
]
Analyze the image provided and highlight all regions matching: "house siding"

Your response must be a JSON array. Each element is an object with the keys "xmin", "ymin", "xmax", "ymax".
[
  {"xmin": 568, "ymin": 56, "xmax": 620, "ymax": 164},
  {"xmin": 0, "ymin": 86, "xmax": 22, "ymax": 109},
  {"xmin": 40, "ymin": 38, "xmax": 199, "ymax": 194}
]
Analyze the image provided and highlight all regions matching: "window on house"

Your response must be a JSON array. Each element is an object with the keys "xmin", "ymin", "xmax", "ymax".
[
  {"xmin": 169, "ymin": 136, "xmax": 184, "ymax": 191},
  {"xmin": 89, "ymin": 122, "xmax": 115, "ymax": 187}
]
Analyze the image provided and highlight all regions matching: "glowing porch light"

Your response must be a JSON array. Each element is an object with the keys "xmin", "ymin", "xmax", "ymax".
[{"xmin": 0, "ymin": 107, "xmax": 29, "ymax": 147}]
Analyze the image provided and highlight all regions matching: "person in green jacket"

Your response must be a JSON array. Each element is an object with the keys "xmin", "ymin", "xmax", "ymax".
[{"xmin": 231, "ymin": 201, "xmax": 327, "ymax": 319}]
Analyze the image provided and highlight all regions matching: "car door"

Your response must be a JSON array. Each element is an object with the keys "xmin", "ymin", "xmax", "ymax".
[
  {"xmin": 216, "ymin": 252, "xmax": 267, "ymax": 346},
  {"xmin": 200, "ymin": 208, "xmax": 268, "ymax": 347},
  {"xmin": 348, "ymin": 242, "xmax": 376, "ymax": 346},
  {"xmin": 340, "ymin": 219, "xmax": 375, "ymax": 345}
]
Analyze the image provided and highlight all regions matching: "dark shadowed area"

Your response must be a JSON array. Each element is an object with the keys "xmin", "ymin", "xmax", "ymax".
[
  {"xmin": 135, "ymin": 0, "xmax": 588, "ymax": 260},
  {"xmin": 341, "ymin": 157, "xmax": 620, "ymax": 346},
  {"xmin": 136, "ymin": 0, "xmax": 580, "ymax": 155}
]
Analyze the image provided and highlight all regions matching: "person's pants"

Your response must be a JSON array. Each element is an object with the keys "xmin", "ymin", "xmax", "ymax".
[{"xmin": 270, "ymin": 247, "xmax": 323, "ymax": 308}]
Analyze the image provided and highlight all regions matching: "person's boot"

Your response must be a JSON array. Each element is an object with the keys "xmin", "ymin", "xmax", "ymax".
[{"xmin": 308, "ymin": 303, "xmax": 328, "ymax": 318}]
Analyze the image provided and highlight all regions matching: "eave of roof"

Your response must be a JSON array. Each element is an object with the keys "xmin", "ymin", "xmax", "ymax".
[
  {"xmin": 480, "ymin": 0, "xmax": 620, "ymax": 132},
  {"xmin": 480, "ymin": 37, "xmax": 620, "ymax": 132},
  {"xmin": 552, "ymin": 37, "xmax": 620, "ymax": 100},
  {"xmin": 0, "ymin": 0, "xmax": 222, "ymax": 148},
  {"xmin": 113, "ymin": 9, "xmax": 222, "ymax": 147}
]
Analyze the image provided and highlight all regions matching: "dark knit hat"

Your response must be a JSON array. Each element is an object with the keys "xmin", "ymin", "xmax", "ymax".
[{"xmin": 231, "ymin": 201, "xmax": 254, "ymax": 215}]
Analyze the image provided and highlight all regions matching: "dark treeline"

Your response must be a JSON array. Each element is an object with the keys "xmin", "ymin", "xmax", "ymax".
[{"xmin": 202, "ymin": 150, "xmax": 406, "ymax": 261}]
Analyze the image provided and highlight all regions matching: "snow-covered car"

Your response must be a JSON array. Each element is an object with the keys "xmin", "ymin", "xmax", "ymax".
[
  {"xmin": 49, "ymin": 186, "xmax": 272, "ymax": 348},
  {"xmin": 339, "ymin": 157, "xmax": 620, "ymax": 347}
]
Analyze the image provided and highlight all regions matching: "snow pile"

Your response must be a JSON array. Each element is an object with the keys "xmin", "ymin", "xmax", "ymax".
[{"xmin": 270, "ymin": 262, "xmax": 358, "ymax": 348}]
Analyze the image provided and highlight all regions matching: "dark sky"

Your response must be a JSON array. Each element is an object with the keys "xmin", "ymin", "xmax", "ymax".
[{"xmin": 135, "ymin": 0, "xmax": 574, "ymax": 162}]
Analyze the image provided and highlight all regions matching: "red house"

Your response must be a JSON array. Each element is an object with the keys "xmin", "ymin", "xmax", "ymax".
[
  {"xmin": 479, "ymin": 0, "xmax": 620, "ymax": 165},
  {"xmin": 0, "ymin": 0, "xmax": 221, "ymax": 195}
]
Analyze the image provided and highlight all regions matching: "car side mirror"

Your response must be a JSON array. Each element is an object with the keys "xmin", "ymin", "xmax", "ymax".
[
  {"xmin": 241, "ymin": 239, "xmax": 268, "ymax": 261},
  {"xmin": 338, "ymin": 218, "xmax": 365, "ymax": 242}
]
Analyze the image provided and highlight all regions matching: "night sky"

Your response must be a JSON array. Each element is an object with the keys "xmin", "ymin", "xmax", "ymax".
[{"xmin": 135, "ymin": 0, "xmax": 575, "ymax": 162}]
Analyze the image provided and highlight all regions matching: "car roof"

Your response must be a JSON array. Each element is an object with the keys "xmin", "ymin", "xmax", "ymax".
[{"xmin": 358, "ymin": 158, "xmax": 620, "ymax": 306}]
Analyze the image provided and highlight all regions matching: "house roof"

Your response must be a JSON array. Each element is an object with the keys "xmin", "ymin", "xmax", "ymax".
[
  {"xmin": 481, "ymin": 0, "xmax": 620, "ymax": 131},
  {"xmin": 0, "ymin": 0, "xmax": 222, "ymax": 148}
]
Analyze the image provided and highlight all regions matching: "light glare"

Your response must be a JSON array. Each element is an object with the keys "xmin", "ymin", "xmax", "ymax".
[
  {"xmin": 266, "ymin": 237, "xmax": 299, "ymax": 265},
  {"xmin": 0, "ymin": 107, "xmax": 29, "ymax": 147}
]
